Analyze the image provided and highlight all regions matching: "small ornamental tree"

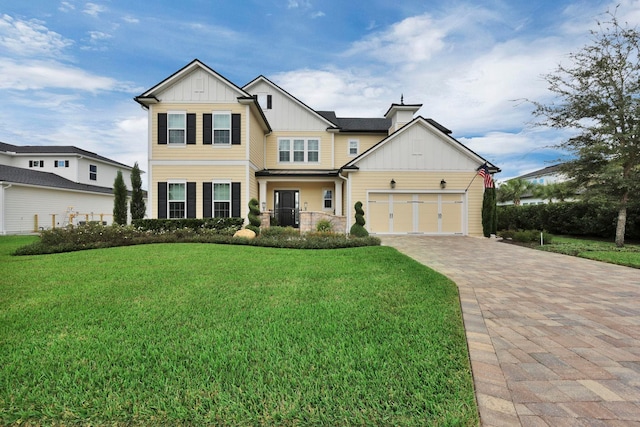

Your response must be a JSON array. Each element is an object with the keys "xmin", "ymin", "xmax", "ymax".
[
  {"xmin": 247, "ymin": 198, "xmax": 261, "ymax": 235},
  {"xmin": 350, "ymin": 201, "xmax": 369, "ymax": 237},
  {"xmin": 130, "ymin": 162, "xmax": 146, "ymax": 220},
  {"xmin": 113, "ymin": 170, "xmax": 128, "ymax": 225}
]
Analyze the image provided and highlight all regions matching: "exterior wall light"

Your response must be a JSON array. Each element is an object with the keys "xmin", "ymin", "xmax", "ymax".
[
  {"xmin": 440, "ymin": 179, "xmax": 447, "ymax": 189},
  {"xmin": 304, "ymin": 201, "xmax": 308, "ymax": 211},
  {"xmin": 390, "ymin": 179, "xmax": 396, "ymax": 189},
  {"xmin": 261, "ymin": 201, "xmax": 266, "ymax": 211}
]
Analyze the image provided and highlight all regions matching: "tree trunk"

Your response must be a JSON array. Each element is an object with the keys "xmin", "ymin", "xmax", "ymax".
[{"xmin": 615, "ymin": 192, "xmax": 628, "ymax": 248}]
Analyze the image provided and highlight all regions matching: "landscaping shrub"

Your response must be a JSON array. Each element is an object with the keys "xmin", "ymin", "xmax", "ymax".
[
  {"xmin": 132, "ymin": 218, "xmax": 243, "ymax": 233},
  {"xmin": 316, "ymin": 219, "xmax": 333, "ymax": 233},
  {"xmin": 247, "ymin": 198, "xmax": 261, "ymax": 235},
  {"xmin": 497, "ymin": 201, "xmax": 640, "ymax": 240},
  {"xmin": 350, "ymin": 201, "xmax": 369, "ymax": 237},
  {"xmin": 260, "ymin": 226, "xmax": 300, "ymax": 239}
]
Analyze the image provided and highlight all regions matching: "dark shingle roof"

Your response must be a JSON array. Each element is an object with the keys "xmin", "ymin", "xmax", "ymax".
[
  {"xmin": 0, "ymin": 142, "xmax": 132, "ymax": 169},
  {"xmin": 0, "ymin": 164, "xmax": 113, "ymax": 194},
  {"xmin": 516, "ymin": 164, "xmax": 562, "ymax": 180},
  {"xmin": 316, "ymin": 111, "xmax": 390, "ymax": 133}
]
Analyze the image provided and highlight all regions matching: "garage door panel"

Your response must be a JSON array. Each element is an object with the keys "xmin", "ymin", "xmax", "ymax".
[
  {"xmin": 392, "ymin": 200, "xmax": 414, "ymax": 233},
  {"xmin": 418, "ymin": 202, "xmax": 439, "ymax": 233},
  {"xmin": 441, "ymin": 202, "xmax": 463, "ymax": 233},
  {"xmin": 368, "ymin": 196, "xmax": 389, "ymax": 233}
]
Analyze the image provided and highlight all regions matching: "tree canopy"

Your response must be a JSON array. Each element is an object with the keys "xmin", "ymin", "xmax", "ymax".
[{"xmin": 532, "ymin": 10, "xmax": 640, "ymax": 246}]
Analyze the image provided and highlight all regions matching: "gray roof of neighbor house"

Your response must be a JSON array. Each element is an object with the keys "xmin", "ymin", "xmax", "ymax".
[
  {"xmin": 0, "ymin": 141, "xmax": 133, "ymax": 169},
  {"xmin": 516, "ymin": 164, "xmax": 562, "ymax": 180},
  {"xmin": 0, "ymin": 164, "xmax": 113, "ymax": 194}
]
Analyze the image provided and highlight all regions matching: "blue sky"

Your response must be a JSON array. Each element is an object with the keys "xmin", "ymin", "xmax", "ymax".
[{"xmin": 1, "ymin": 0, "xmax": 637, "ymax": 187}]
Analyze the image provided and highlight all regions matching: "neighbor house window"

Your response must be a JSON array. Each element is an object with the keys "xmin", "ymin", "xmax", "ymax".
[
  {"xmin": 349, "ymin": 139, "xmax": 359, "ymax": 156},
  {"xmin": 213, "ymin": 113, "xmax": 231, "ymax": 145},
  {"xmin": 89, "ymin": 164, "xmax": 97, "ymax": 181},
  {"xmin": 278, "ymin": 138, "xmax": 320, "ymax": 163},
  {"xmin": 168, "ymin": 182, "xmax": 186, "ymax": 219},
  {"xmin": 323, "ymin": 189, "xmax": 333, "ymax": 209},
  {"xmin": 54, "ymin": 160, "xmax": 69, "ymax": 168},
  {"xmin": 213, "ymin": 182, "xmax": 231, "ymax": 217},
  {"xmin": 29, "ymin": 160, "xmax": 44, "ymax": 168},
  {"xmin": 168, "ymin": 112, "xmax": 186, "ymax": 144}
]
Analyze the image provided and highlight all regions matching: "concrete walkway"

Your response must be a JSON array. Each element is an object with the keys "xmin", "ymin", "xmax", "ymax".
[{"xmin": 381, "ymin": 235, "xmax": 640, "ymax": 427}]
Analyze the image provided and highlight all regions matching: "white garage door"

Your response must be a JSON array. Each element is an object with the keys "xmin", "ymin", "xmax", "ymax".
[{"xmin": 368, "ymin": 192, "xmax": 464, "ymax": 234}]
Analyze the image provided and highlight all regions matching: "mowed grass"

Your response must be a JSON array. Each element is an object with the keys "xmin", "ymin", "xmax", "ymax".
[
  {"xmin": 0, "ymin": 236, "xmax": 477, "ymax": 426},
  {"xmin": 540, "ymin": 235, "xmax": 640, "ymax": 268}
]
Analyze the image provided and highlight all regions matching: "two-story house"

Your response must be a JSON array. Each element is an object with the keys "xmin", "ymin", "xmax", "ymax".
[
  {"xmin": 0, "ymin": 142, "xmax": 139, "ymax": 234},
  {"xmin": 135, "ymin": 59, "xmax": 499, "ymax": 235}
]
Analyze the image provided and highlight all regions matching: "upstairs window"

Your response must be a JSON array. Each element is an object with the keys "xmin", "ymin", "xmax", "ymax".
[
  {"xmin": 278, "ymin": 138, "xmax": 320, "ymax": 163},
  {"xmin": 168, "ymin": 182, "xmax": 186, "ymax": 219},
  {"xmin": 168, "ymin": 113, "xmax": 186, "ymax": 144},
  {"xmin": 54, "ymin": 160, "xmax": 69, "ymax": 168},
  {"xmin": 349, "ymin": 139, "xmax": 359, "ymax": 156},
  {"xmin": 213, "ymin": 113, "xmax": 231, "ymax": 145},
  {"xmin": 89, "ymin": 164, "xmax": 97, "ymax": 181},
  {"xmin": 29, "ymin": 160, "xmax": 44, "ymax": 168},
  {"xmin": 257, "ymin": 94, "xmax": 272, "ymax": 110}
]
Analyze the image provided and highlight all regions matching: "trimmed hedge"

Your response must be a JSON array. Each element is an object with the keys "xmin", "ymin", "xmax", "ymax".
[
  {"xmin": 132, "ymin": 218, "xmax": 243, "ymax": 233},
  {"xmin": 498, "ymin": 201, "xmax": 640, "ymax": 240}
]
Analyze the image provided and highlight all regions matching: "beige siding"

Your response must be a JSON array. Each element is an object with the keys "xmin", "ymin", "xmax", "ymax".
[
  {"xmin": 346, "ymin": 171, "xmax": 484, "ymax": 236},
  {"xmin": 334, "ymin": 134, "xmax": 385, "ymax": 167},
  {"xmin": 151, "ymin": 165, "xmax": 247, "ymax": 219},
  {"xmin": 248, "ymin": 110, "xmax": 265, "ymax": 169},
  {"xmin": 264, "ymin": 131, "xmax": 332, "ymax": 169},
  {"xmin": 263, "ymin": 180, "xmax": 338, "ymax": 212},
  {"xmin": 150, "ymin": 103, "xmax": 248, "ymax": 161}
]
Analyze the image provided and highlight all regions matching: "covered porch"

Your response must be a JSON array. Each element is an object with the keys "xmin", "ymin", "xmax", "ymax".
[{"xmin": 256, "ymin": 169, "xmax": 347, "ymax": 232}]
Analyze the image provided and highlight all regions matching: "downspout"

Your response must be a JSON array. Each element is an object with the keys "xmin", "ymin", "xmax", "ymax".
[
  {"xmin": 0, "ymin": 183, "xmax": 11, "ymax": 235},
  {"xmin": 338, "ymin": 171, "xmax": 349, "ymax": 233}
]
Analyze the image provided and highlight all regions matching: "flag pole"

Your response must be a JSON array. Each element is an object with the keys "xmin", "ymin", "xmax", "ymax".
[{"xmin": 465, "ymin": 163, "xmax": 485, "ymax": 192}]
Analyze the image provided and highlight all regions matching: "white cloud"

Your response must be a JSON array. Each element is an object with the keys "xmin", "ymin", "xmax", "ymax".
[
  {"xmin": 311, "ymin": 11, "xmax": 325, "ymax": 19},
  {"xmin": 83, "ymin": 2, "xmax": 107, "ymax": 17},
  {"xmin": 58, "ymin": 1, "xmax": 75, "ymax": 12},
  {"xmin": 288, "ymin": 0, "xmax": 312, "ymax": 9},
  {"xmin": 123, "ymin": 15, "xmax": 140, "ymax": 24},
  {"xmin": 0, "ymin": 14, "xmax": 73, "ymax": 57}
]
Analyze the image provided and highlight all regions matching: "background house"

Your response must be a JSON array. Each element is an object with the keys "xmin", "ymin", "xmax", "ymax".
[
  {"xmin": 498, "ymin": 164, "xmax": 567, "ymax": 206},
  {"xmin": 135, "ymin": 59, "xmax": 499, "ymax": 235},
  {"xmin": 0, "ymin": 142, "xmax": 141, "ymax": 234}
]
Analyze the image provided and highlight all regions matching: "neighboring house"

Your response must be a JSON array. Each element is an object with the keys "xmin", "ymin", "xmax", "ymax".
[
  {"xmin": 135, "ymin": 59, "xmax": 499, "ymax": 235},
  {"xmin": 500, "ymin": 164, "xmax": 566, "ymax": 206},
  {"xmin": 0, "ymin": 142, "xmax": 140, "ymax": 234}
]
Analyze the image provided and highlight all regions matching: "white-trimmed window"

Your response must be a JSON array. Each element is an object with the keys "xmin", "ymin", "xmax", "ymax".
[
  {"xmin": 348, "ymin": 139, "xmax": 359, "ymax": 156},
  {"xmin": 54, "ymin": 160, "xmax": 69, "ymax": 168},
  {"xmin": 89, "ymin": 164, "xmax": 97, "ymax": 181},
  {"xmin": 323, "ymin": 189, "xmax": 333, "ymax": 210},
  {"xmin": 168, "ymin": 112, "xmax": 186, "ymax": 145},
  {"xmin": 168, "ymin": 182, "xmax": 186, "ymax": 219},
  {"xmin": 29, "ymin": 160, "xmax": 44, "ymax": 168},
  {"xmin": 213, "ymin": 182, "xmax": 231, "ymax": 217},
  {"xmin": 213, "ymin": 112, "xmax": 231, "ymax": 145},
  {"xmin": 278, "ymin": 138, "xmax": 320, "ymax": 163}
]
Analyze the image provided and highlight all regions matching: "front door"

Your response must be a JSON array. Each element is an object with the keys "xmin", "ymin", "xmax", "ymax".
[{"xmin": 274, "ymin": 190, "xmax": 299, "ymax": 227}]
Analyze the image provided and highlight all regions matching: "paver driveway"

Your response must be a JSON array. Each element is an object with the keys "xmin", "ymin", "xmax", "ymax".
[{"xmin": 381, "ymin": 235, "xmax": 640, "ymax": 427}]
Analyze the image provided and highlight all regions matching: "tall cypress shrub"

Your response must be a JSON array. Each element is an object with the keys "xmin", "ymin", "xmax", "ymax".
[
  {"xmin": 482, "ymin": 186, "xmax": 497, "ymax": 237},
  {"xmin": 130, "ymin": 162, "xmax": 146, "ymax": 220},
  {"xmin": 113, "ymin": 170, "xmax": 128, "ymax": 225}
]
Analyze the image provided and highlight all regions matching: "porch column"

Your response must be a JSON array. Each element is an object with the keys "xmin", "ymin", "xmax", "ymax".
[
  {"xmin": 334, "ymin": 179, "xmax": 343, "ymax": 216},
  {"xmin": 258, "ymin": 178, "xmax": 268, "ymax": 211}
]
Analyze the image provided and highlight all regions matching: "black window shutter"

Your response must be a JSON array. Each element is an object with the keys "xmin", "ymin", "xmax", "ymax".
[
  {"xmin": 203, "ymin": 182, "xmax": 212, "ymax": 218},
  {"xmin": 40, "ymin": 161, "xmax": 44, "ymax": 167},
  {"xmin": 203, "ymin": 114, "xmax": 212, "ymax": 145},
  {"xmin": 53, "ymin": 161, "xmax": 57, "ymax": 168},
  {"xmin": 232, "ymin": 114, "xmax": 241, "ymax": 145},
  {"xmin": 158, "ymin": 182, "xmax": 168, "ymax": 218},
  {"xmin": 158, "ymin": 113, "xmax": 167, "ymax": 144},
  {"xmin": 186, "ymin": 113, "xmax": 196, "ymax": 144},
  {"xmin": 231, "ymin": 182, "xmax": 241, "ymax": 217},
  {"xmin": 267, "ymin": 95, "xmax": 272, "ymax": 109},
  {"xmin": 65, "ymin": 160, "xmax": 69, "ymax": 167},
  {"xmin": 187, "ymin": 182, "xmax": 196, "ymax": 218}
]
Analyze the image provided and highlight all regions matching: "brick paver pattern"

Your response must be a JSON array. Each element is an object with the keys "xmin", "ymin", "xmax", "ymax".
[{"xmin": 381, "ymin": 236, "xmax": 640, "ymax": 427}]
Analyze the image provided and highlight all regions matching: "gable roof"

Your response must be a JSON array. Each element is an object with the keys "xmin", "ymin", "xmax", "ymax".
[
  {"xmin": 243, "ymin": 75, "xmax": 338, "ymax": 130},
  {"xmin": 342, "ymin": 116, "xmax": 500, "ymax": 173},
  {"xmin": 0, "ymin": 164, "xmax": 113, "ymax": 194},
  {"xmin": 134, "ymin": 59, "xmax": 251, "ymax": 107},
  {"xmin": 0, "ymin": 141, "xmax": 133, "ymax": 170}
]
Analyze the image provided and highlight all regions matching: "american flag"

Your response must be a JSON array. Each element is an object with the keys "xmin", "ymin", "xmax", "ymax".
[{"xmin": 477, "ymin": 163, "xmax": 494, "ymax": 188}]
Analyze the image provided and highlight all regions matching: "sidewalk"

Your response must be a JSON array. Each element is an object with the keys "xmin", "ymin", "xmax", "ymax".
[{"xmin": 381, "ymin": 236, "xmax": 640, "ymax": 426}]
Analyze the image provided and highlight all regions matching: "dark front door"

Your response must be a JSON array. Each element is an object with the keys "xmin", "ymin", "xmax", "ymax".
[{"xmin": 275, "ymin": 190, "xmax": 299, "ymax": 227}]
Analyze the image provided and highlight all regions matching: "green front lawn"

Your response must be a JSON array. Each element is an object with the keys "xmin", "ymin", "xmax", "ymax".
[
  {"xmin": 539, "ymin": 235, "xmax": 640, "ymax": 268},
  {"xmin": 0, "ymin": 236, "xmax": 477, "ymax": 426}
]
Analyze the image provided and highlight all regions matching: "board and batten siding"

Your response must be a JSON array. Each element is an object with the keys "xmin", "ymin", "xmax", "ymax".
[
  {"xmin": 334, "ymin": 134, "xmax": 386, "ymax": 168},
  {"xmin": 346, "ymin": 171, "xmax": 484, "ymax": 236},
  {"xmin": 150, "ymin": 103, "xmax": 247, "ymax": 161},
  {"xmin": 156, "ymin": 67, "xmax": 243, "ymax": 103},
  {"xmin": 151, "ymin": 165, "xmax": 247, "ymax": 219},
  {"xmin": 2, "ymin": 185, "xmax": 114, "ymax": 234}
]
